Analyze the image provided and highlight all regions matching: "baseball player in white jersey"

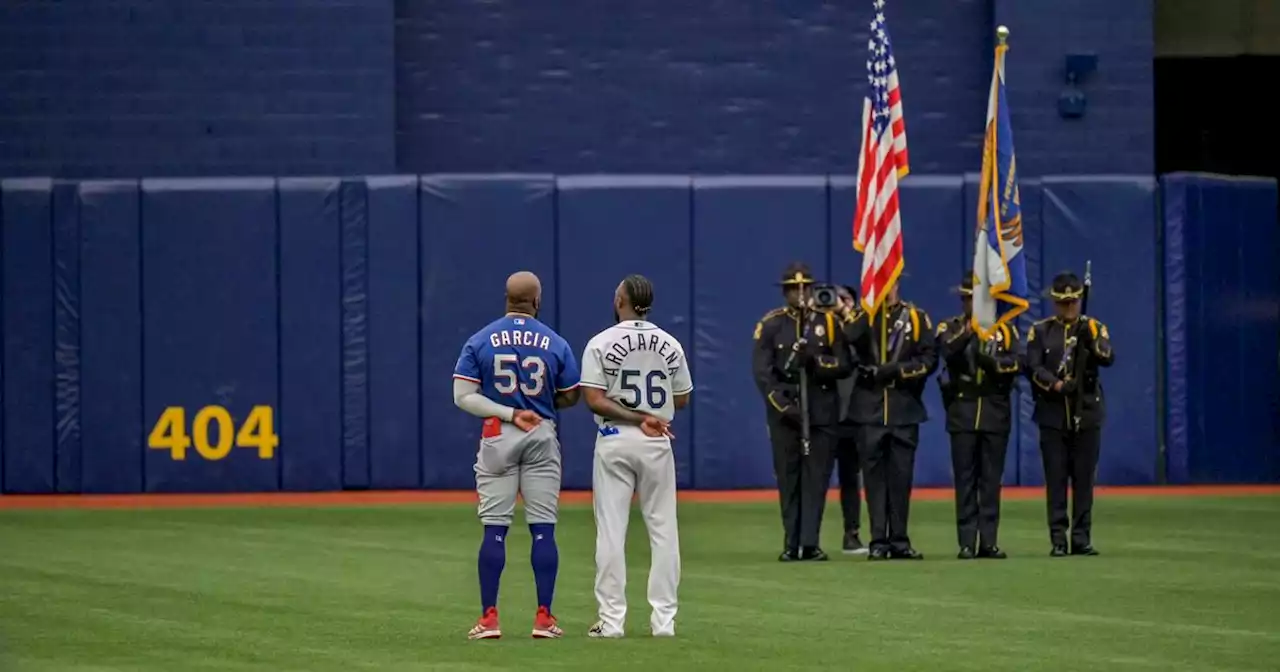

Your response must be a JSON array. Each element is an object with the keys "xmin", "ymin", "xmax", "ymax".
[{"xmin": 578, "ymin": 275, "xmax": 693, "ymax": 638}]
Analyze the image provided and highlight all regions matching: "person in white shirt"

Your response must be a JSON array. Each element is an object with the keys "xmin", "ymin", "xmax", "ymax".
[{"xmin": 578, "ymin": 275, "xmax": 693, "ymax": 639}]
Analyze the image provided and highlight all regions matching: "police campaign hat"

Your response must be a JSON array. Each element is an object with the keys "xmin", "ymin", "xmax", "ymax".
[
  {"xmin": 778, "ymin": 262, "xmax": 816, "ymax": 286},
  {"xmin": 1046, "ymin": 271, "xmax": 1085, "ymax": 302},
  {"xmin": 953, "ymin": 269, "xmax": 975, "ymax": 296}
]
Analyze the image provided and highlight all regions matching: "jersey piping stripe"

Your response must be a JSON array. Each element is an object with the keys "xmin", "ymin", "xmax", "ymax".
[
  {"xmin": 452, "ymin": 374, "xmax": 481, "ymax": 383},
  {"xmin": 578, "ymin": 381, "xmax": 609, "ymax": 390},
  {"xmin": 556, "ymin": 383, "xmax": 581, "ymax": 392},
  {"xmin": 673, "ymin": 386, "xmax": 694, "ymax": 394}
]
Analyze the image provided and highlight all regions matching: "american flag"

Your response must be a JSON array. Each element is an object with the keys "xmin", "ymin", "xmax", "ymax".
[{"xmin": 853, "ymin": 0, "xmax": 909, "ymax": 317}]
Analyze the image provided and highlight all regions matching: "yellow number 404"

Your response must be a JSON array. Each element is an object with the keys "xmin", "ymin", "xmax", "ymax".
[{"xmin": 148, "ymin": 405, "xmax": 279, "ymax": 461}]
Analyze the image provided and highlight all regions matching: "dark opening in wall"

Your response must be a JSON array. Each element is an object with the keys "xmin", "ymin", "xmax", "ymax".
[{"xmin": 1154, "ymin": 56, "xmax": 1277, "ymax": 180}]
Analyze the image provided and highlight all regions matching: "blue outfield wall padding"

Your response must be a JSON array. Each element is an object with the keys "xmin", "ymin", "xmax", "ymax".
[
  {"xmin": 340, "ymin": 180, "xmax": 371, "ymax": 489},
  {"xmin": 366, "ymin": 176, "xmax": 422, "ymax": 489},
  {"xmin": 692, "ymin": 177, "xmax": 828, "ymax": 489},
  {"xmin": 1161, "ymin": 173, "xmax": 1280, "ymax": 484},
  {"xmin": 963, "ymin": 173, "xmax": 1045, "ymax": 487},
  {"xmin": 78, "ymin": 181, "xmax": 144, "ymax": 493},
  {"xmin": 555, "ymin": 176, "xmax": 694, "ymax": 490},
  {"xmin": 420, "ymin": 175, "xmax": 557, "ymax": 489},
  {"xmin": 279, "ymin": 178, "xmax": 343, "ymax": 492},
  {"xmin": 141, "ymin": 178, "xmax": 281, "ymax": 492},
  {"xmin": 53, "ymin": 182, "xmax": 82, "ymax": 493},
  {"xmin": 1041, "ymin": 176, "xmax": 1159, "ymax": 485},
  {"xmin": 1161, "ymin": 174, "xmax": 1189, "ymax": 485},
  {"xmin": 831, "ymin": 175, "xmax": 968, "ymax": 487},
  {"xmin": 2, "ymin": 179, "xmax": 55, "ymax": 493}
]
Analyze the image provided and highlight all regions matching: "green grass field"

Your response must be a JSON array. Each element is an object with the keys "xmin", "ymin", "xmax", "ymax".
[{"xmin": 1, "ymin": 495, "xmax": 1278, "ymax": 671}]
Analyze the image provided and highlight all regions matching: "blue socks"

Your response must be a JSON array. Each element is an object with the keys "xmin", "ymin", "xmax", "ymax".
[
  {"xmin": 478, "ymin": 525, "xmax": 507, "ymax": 613},
  {"xmin": 529, "ymin": 523, "xmax": 559, "ymax": 610},
  {"xmin": 477, "ymin": 524, "xmax": 557, "ymax": 613}
]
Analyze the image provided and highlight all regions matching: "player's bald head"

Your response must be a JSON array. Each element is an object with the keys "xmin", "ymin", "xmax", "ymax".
[{"xmin": 505, "ymin": 271, "xmax": 541, "ymax": 315}]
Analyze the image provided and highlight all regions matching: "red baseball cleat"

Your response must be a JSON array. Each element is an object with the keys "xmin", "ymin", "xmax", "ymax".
[
  {"xmin": 531, "ymin": 606, "xmax": 563, "ymax": 639},
  {"xmin": 468, "ymin": 607, "xmax": 501, "ymax": 640}
]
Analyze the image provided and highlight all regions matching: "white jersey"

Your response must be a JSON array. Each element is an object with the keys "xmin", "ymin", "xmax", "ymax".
[{"xmin": 580, "ymin": 320, "xmax": 693, "ymax": 426}]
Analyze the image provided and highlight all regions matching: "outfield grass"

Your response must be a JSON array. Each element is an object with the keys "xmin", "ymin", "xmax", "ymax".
[{"xmin": 0, "ymin": 496, "xmax": 1277, "ymax": 671}]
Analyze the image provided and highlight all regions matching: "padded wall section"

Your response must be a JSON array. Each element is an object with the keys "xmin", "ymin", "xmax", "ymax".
[
  {"xmin": 79, "ymin": 181, "xmax": 144, "ymax": 493},
  {"xmin": 278, "ymin": 178, "xmax": 342, "ymax": 491},
  {"xmin": 1161, "ymin": 173, "xmax": 1280, "ymax": 484},
  {"xmin": 340, "ymin": 180, "xmax": 370, "ymax": 489},
  {"xmin": 556, "ymin": 176, "xmax": 694, "ymax": 489},
  {"xmin": 692, "ymin": 177, "xmax": 828, "ymax": 489},
  {"xmin": 1, "ymin": 179, "xmax": 55, "ymax": 492},
  {"xmin": 1040, "ymin": 176, "xmax": 1159, "ymax": 485},
  {"xmin": 53, "ymin": 182, "xmax": 82, "ymax": 492},
  {"xmin": 141, "ymin": 179, "xmax": 280, "ymax": 492},
  {"xmin": 831, "ymin": 175, "xmax": 969, "ymax": 486},
  {"xmin": 420, "ymin": 175, "xmax": 557, "ymax": 488},
  {"xmin": 366, "ymin": 176, "xmax": 421, "ymax": 488}
]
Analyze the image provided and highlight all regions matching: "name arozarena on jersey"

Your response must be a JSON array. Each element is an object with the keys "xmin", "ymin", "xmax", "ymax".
[{"xmin": 600, "ymin": 329, "xmax": 682, "ymax": 377}]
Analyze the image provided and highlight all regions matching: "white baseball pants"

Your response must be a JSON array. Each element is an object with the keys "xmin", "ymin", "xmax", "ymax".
[{"xmin": 592, "ymin": 429, "xmax": 681, "ymax": 637}]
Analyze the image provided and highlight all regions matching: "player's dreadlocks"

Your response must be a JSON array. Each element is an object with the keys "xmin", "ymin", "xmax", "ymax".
[{"xmin": 622, "ymin": 274, "xmax": 654, "ymax": 317}]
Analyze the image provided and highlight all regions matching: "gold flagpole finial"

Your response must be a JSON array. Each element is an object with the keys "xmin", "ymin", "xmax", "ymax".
[{"xmin": 996, "ymin": 25, "xmax": 1010, "ymax": 46}]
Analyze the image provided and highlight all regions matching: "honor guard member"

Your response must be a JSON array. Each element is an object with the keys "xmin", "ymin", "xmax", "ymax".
[
  {"xmin": 937, "ymin": 272, "xmax": 1020, "ymax": 560},
  {"xmin": 834, "ymin": 285, "xmax": 867, "ymax": 555},
  {"xmin": 840, "ymin": 281, "xmax": 937, "ymax": 561},
  {"xmin": 752, "ymin": 262, "xmax": 852, "ymax": 562},
  {"xmin": 1026, "ymin": 272, "xmax": 1114, "ymax": 557}
]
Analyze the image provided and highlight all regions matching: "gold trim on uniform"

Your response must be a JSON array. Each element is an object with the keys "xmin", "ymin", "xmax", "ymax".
[
  {"xmin": 899, "ymin": 362, "xmax": 929, "ymax": 379},
  {"xmin": 767, "ymin": 390, "xmax": 790, "ymax": 412}
]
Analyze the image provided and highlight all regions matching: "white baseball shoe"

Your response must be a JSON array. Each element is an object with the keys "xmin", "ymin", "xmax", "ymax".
[{"xmin": 587, "ymin": 621, "xmax": 623, "ymax": 638}]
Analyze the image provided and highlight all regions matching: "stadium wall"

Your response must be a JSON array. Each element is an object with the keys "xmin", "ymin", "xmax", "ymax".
[
  {"xmin": 1, "ymin": 173, "xmax": 1274, "ymax": 494},
  {"xmin": 1, "ymin": 0, "xmax": 1151, "ymax": 178}
]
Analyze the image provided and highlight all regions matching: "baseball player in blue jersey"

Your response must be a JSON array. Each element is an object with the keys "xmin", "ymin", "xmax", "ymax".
[{"xmin": 452, "ymin": 271, "xmax": 582, "ymax": 640}]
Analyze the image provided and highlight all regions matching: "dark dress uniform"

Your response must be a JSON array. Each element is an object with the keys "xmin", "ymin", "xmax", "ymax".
[
  {"xmin": 842, "ymin": 298, "xmax": 937, "ymax": 560},
  {"xmin": 753, "ymin": 264, "xmax": 852, "ymax": 562},
  {"xmin": 835, "ymin": 357, "xmax": 866, "ymax": 554},
  {"xmin": 936, "ymin": 277, "xmax": 1020, "ymax": 559},
  {"xmin": 1026, "ymin": 273, "xmax": 1114, "ymax": 556}
]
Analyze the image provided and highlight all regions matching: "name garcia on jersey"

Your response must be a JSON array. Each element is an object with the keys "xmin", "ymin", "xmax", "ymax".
[
  {"xmin": 489, "ymin": 329, "xmax": 552, "ymax": 351},
  {"xmin": 601, "ymin": 332, "xmax": 681, "ymax": 377}
]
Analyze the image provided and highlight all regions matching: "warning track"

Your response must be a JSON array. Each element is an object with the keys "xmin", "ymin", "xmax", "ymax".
[{"xmin": 0, "ymin": 485, "xmax": 1275, "ymax": 510}]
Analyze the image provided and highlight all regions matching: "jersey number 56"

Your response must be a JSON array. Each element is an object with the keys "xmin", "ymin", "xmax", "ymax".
[{"xmin": 619, "ymin": 369, "xmax": 667, "ymax": 409}]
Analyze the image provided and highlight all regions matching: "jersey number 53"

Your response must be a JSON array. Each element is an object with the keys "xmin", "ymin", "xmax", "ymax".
[{"xmin": 493, "ymin": 353, "xmax": 547, "ymax": 395}]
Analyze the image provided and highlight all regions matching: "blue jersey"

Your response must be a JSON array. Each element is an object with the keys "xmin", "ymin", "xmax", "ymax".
[{"xmin": 453, "ymin": 314, "xmax": 581, "ymax": 421}]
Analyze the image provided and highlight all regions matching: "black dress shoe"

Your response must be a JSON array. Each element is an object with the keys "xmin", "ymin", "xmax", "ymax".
[
  {"xmin": 800, "ymin": 547, "xmax": 829, "ymax": 561},
  {"xmin": 890, "ymin": 547, "xmax": 924, "ymax": 560},
  {"xmin": 977, "ymin": 546, "xmax": 1007, "ymax": 559},
  {"xmin": 779, "ymin": 549, "xmax": 800, "ymax": 562},
  {"xmin": 868, "ymin": 547, "xmax": 892, "ymax": 561},
  {"xmin": 1071, "ymin": 545, "xmax": 1100, "ymax": 556},
  {"xmin": 842, "ymin": 531, "xmax": 868, "ymax": 555},
  {"xmin": 1050, "ymin": 544, "xmax": 1068, "ymax": 557},
  {"xmin": 957, "ymin": 547, "xmax": 976, "ymax": 560}
]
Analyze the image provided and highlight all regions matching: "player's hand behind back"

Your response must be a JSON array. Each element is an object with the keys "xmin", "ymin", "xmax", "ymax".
[
  {"xmin": 640, "ymin": 415, "xmax": 674, "ymax": 439},
  {"xmin": 513, "ymin": 410, "xmax": 542, "ymax": 432}
]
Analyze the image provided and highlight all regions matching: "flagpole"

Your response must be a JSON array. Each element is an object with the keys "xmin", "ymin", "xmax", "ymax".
[{"xmin": 997, "ymin": 25, "xmax": 1009, "ymax": 46}]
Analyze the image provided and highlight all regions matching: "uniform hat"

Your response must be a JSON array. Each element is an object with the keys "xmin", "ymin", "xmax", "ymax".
[
  {"xmin": 778, "ymin": 262, "xmax": 816, "ymax": 286},
  {"xmin": 953, "ymin": 269, "xmax": 975, "ymax": 296},
  {"xmin": 1046, "ymin": 272, "xmax": 1084, "ymax": 302}
]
